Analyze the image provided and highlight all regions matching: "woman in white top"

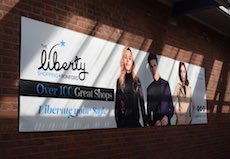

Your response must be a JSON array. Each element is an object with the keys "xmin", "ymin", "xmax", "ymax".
[{"xmin": 174, "ymin": 62, "xmax": 195, "ymax": 125}]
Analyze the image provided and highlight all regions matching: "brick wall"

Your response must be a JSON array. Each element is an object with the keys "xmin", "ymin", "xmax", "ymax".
[{"xmin": 0, "ymin": 0, "xmax": 229, "ymax": 158}]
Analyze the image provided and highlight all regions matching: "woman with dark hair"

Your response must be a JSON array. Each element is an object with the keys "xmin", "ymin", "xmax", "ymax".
[
  {"xmin": 115, "ymin": 47, "xmax": 146, "ymax": 128},
  {"xmin": 173, "ymin": 62, "xmax": 195, "ymax": 125}
]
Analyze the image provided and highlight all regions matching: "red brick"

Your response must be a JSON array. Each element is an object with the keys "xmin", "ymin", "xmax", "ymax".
[
  {"xmin": 17, "ymin": 2, "xmax": 32, "ymax": 12},
  {"xmin": 0, "ymin": 65, "xmax": 18, "ymax": 72},
  {"xmin": 44, "ymin": 0, "xmax": 57, "ymax": 7},
  {"xmin": 0, "ymin": 4, "xmax": 11, "ymax": 12},
  {"xmin": 0, "ymin": 73, "xmax": 19, "ymax": 81},
  {"xmin": 0, "ymin": 49, "xmax": 18, "ymax": 57},
  {"xmin": 28, "ymin": 13, "xmax": 44, "ymax": 22},
  {"xmin": 42, "ymin": 10, "xmax": 56, "ymax": 19},
  {"xmin": 0, "ymin": 56, "xmax": 19, "ymax": 65},
  {"xmin": 0, "ymin": 0, "xmax": 229, "ymax": 159},
  {"xmin": 53, "ymin": 7, "xmax": 67, "ymax": 16},
  {"xmin": 0, "ymin": 79, "xmax": 18, "ymax": 87},
  {"xmin": 1, "ymin": 88, "xmax": 18, "ymax": 95},
  {"xmin": 0, "ymin": 96, "xmax": 18, "ymax": 102},
  {"xmin": 31, "ymin": 1, "xmax": 45, "ymax": 9},
  {"xmin": 32, "ymin": 7, "xmax": 42, "ymax": 15},
  {"xmin": 0, "ymin": 102, "xmax": 17, "ymax": 110}
]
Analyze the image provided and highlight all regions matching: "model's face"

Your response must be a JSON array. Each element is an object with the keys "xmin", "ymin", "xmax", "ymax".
[
  {"xmin": 149, "ymin": 59, "xmax": 158, "ymax": 76},
  {"xmin": 123, "ymin": 50, "xmax": 133, "ymax": 72},
  {"xmin": 180, "ymin": 65, "xmax": 186, "ymax": 82}
]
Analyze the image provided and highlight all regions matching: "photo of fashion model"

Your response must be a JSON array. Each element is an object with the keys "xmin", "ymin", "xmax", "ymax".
[
  {"xmin": 146, "ymin": 53, "xmax": 174, "ymax": 126},
  {"xmin": 115, "ymin": 47, "xmax": 146, "ymax": 128},
  {"xmin": 173, "ymin": 62, "xmax": 195, "ymax": 125}
]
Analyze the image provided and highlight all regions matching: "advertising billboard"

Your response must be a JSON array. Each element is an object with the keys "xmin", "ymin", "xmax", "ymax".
[{"xmin": 19, "ymin": 17, "xmax": 207, "ymax": 132}]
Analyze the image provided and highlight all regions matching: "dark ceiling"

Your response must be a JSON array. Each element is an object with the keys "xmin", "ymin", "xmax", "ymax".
[{"xmin": 158, "ymin": 0, "xmax": 230, "ymax": 38}]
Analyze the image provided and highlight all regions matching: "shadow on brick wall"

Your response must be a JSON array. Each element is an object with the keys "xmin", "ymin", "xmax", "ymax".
[{"xmin": 0, "ymin": 0, "xmax": 229, "ymax": 158}]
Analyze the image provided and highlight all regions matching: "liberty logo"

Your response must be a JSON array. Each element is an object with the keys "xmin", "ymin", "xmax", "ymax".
[{"xmin": 38, "ymin": 40, "xmax": 88, "ymax": 81}]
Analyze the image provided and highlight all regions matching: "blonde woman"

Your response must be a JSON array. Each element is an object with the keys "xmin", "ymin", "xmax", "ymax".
[
  {"xmin": 115, "ymin": 47, "xmax": 146, "ymax": 128},
  {"xmin": 174, "ymin": 62, "xmax": 195, "ymax": 125}
]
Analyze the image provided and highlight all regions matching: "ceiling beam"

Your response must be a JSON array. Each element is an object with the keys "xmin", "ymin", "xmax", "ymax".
[{"xmin": 172, "ymin": 0, "xmax": 219, "ymax": 15}]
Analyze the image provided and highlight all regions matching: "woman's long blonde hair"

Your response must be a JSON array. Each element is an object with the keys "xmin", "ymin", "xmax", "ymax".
[{"xmin": 119, "ymin": 47, "xmax": 137, "ymax": 90}]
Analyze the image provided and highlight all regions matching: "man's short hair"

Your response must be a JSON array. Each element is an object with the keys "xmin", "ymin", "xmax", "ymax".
[{"xmin": 147, "ymin": 53, "xmax": 158, "ymax": 65}]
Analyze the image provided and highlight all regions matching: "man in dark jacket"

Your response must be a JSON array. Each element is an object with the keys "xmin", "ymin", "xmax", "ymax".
[{"xmin": 147, "ymin": 53, "xmax": 174, "ymax": 126}]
